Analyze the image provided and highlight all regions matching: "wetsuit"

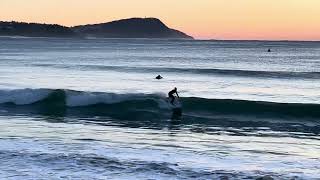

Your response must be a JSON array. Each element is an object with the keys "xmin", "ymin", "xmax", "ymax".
[{"xmin": 168, "ymin": 89, "xmax": 178, "ymax": 104}]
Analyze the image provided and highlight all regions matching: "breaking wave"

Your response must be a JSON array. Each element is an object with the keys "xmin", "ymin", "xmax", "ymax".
[{"xmin": 0, "ymin": 88, "xmax": 319, "ymax": 119}]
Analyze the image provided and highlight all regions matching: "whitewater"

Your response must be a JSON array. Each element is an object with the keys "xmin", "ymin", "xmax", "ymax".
[{"xmin": 0, "ymin": 37, "xmax": 320, "ymax": 179}]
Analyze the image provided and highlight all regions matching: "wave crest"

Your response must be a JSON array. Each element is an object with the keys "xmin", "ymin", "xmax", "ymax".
[{"xmin": 0, "ymin": 88, "xmax": 319, "ymax": 118}]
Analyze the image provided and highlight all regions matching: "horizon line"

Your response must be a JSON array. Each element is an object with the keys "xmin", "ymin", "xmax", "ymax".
[{"xmin": 1, "ymin": 35, "xmax": 320, "ymax": 42}]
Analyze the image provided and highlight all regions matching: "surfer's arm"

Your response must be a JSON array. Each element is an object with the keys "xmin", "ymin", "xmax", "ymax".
[{"xmin": 176, "ymin": 92, "xmax": 179, "ymax": 98}]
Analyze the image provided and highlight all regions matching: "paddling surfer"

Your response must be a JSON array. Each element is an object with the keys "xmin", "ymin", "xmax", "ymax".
[{"xmin": 155, "ymin": 75, "xmax": 163, "ymax": 80}]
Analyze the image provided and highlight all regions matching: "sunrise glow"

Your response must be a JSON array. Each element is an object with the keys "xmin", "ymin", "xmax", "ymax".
[{"xmin": 1, "ymin": 0, "xmax": 320, "ymax": 40}]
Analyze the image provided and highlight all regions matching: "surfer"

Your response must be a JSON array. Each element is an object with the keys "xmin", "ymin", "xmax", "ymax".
[
  {"xmin": 168, "ymin": 87, "xmax": 179, "ymax": 105},
  {"xmin": 268, "ymin": 48, "xmax": 271, "ymax": 52},
  {"xmin": 156, "ymin": 75, "xmax": 163, "ymax": 80}
]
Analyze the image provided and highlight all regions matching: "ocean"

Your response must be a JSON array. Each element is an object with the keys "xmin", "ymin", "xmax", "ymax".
[{"xmin": 0, "ymin": 37, "xmax": 319, "ymax": 179}]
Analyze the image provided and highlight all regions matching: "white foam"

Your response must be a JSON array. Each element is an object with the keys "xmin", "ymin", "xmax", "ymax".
[
  {"xmin": 65, "ymin": 91, "xmax": 163, "ymax": 107},
  {"xmin": 158, "ymin": 98, "xmax": 182, "ymax": 110},
  {"xmin": 0, "ymin": 88, "xmax": 173, "ymax": 108}
]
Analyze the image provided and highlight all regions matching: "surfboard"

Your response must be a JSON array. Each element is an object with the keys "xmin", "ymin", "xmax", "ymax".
[
  {"xmin": 167, "ymin": 97, "xmax": 182, "ymax": 117},
  {"xmin": 167, "ymin": 97, "xmax": 182, "ymax": 108}
]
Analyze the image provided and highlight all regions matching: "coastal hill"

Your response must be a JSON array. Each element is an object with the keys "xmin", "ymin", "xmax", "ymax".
[
  {"xmin": 72, "ymin": 18, "xmax": 193, "ymax": 39},
  {"xmin": 0, "ymin": 18, "xmax": 193, "ymax": 39},
  {"xmin": 0, "ymin": 21, "xmax": 75, "ymax": 37}
]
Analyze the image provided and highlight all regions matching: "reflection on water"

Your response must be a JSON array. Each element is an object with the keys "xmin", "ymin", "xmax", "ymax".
[
  {"xmin": 0, "ymin": 114, "xmax": 319, "ymax": 179},
  {"xmin": 1, "ymin": 102, "xmax": 319, "ymax": 135}
]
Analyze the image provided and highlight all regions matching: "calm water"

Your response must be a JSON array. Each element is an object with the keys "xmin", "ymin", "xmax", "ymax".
[{"xmin": 0, "ymin": 37, "xmax": 320, "ymax": 179}]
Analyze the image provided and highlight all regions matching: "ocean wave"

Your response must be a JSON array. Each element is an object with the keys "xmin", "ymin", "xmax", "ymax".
[
  {"xmin": 0, "ymin": 88, "xmax": 162, "ymax": 107},
  {"xmin": 0, "ymin": 149, "xmax": 290, "ymax": 179},
  {"xmin": 33, "ymin": 64, "xmax": 320, "ymax": 79},
  {"xmin": 0, "ymin": 88, "xmax": 319, "ymax": 119}
]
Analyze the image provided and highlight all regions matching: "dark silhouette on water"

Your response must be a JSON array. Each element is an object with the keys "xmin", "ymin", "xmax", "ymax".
[
  {"xmin": 268, "ymin": 48, "xmax": 271, "ymax": 52},
  {"xmin": 168, "ymin": 87, "xmax": 179, "ymax": 105},
  {"xmin": 155, "ymin": 75, "xmax": 163, "ymax": 80},
  {"xmin": 171, "ymin": 109, "xmax": 182, "ymax": 120}
]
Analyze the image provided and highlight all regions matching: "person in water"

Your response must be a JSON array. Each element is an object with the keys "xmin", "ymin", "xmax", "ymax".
[
  {"xmin": 168, "ymin": 87, "xmax": 179, "ymax": 105},
  {"xmin": 156, "ymin": 75, "xmax": 163, "ymax": 80}
]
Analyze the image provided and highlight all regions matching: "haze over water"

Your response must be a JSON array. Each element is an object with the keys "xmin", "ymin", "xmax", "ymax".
[{"xmin": 0, "ymin": 37, "xmax": 320, "ymax": 179}]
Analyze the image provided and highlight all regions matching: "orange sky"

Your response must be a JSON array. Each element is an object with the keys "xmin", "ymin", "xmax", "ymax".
[{"xmin": 1, "ymin": 0, "xmax": 320, "ymax": 40}]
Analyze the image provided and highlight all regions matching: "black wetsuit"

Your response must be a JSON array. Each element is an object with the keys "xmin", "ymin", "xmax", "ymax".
[{"xmin": 168, "ymin": 89, "xmax": 177, "ymax": 104}]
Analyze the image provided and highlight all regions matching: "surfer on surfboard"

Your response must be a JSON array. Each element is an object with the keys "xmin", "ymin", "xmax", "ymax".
[{"xmin": 168, "ymin": 87, "xmax": 179, "ymax": 105}]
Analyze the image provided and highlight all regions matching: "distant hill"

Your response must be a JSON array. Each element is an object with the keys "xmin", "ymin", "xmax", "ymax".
[
  {"xmin": 0, "ymin": 21, "xmax": 75, "ymax": 37},
  {"xmin": 72, "ymin": 18, "xmax": 193, "ymax": 39},
  {"xmin": 0, "ymin": 18, "xmax": 193, "ymax": 39}
]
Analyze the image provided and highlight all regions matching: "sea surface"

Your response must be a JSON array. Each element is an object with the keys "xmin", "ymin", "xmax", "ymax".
[{"xmin": 0, "ymin": 37, "xmax": 320, "ymax": 179}]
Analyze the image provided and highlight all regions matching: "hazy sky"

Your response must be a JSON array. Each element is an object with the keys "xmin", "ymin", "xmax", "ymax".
[{"xmin": 1, "ymin": 0, "xmax": 320, "ymax": 40}]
